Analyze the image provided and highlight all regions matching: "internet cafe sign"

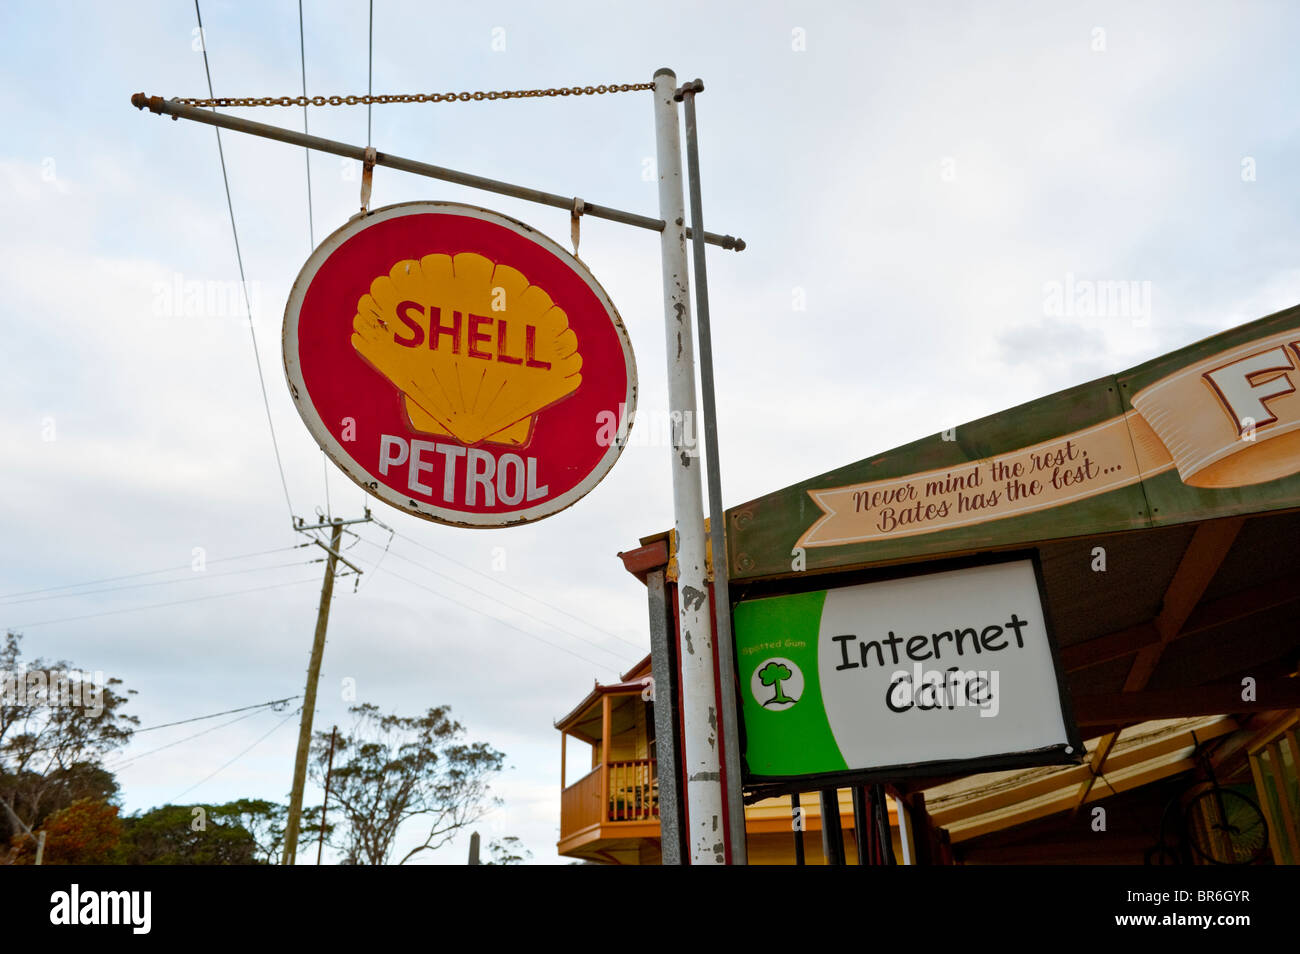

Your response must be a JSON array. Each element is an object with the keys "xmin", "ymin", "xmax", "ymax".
[
  {"xmin": 283, "ymin": 202, "xmax": 636, "ymax": 527},
  {"xmin": 734, "ymin": 555, "xmax": 1081, "ymax": 789}
]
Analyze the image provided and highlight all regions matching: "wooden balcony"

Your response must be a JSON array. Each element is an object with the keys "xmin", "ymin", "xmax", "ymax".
[
  {"xmin": 554, "ymin": 663, "xmax": 904, "ymax": 863},
  {"xmin": 559, "ymin": 758, "xmax": 660, "ymax": 855},
  {"xmin": 556, "ymin": 668, "xmax": 664, "ymax": 861}
]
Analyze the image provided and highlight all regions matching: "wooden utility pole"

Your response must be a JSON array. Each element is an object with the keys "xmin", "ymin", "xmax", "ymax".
[
  {"xmin": 282, "ymin": 514, "xmax": 368, "ymax": 865},
  {"xmin": 316, "ymin": 725, "xmax": 337, "ymax": 865}
]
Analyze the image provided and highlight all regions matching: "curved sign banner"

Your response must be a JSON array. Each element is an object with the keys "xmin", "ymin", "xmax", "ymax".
[
  {"xmin": 284, "ymin": 202, "xmax": 636, "ymax": 527},
  {"xmin": 797, "ymin": 325, "xmax": 1300, "ymax": 549}
]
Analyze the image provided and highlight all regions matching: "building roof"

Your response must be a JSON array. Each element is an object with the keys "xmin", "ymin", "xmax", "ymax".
[{"xmin": 553, "ymin": 654, "xmax": 652, "ymax": 738}]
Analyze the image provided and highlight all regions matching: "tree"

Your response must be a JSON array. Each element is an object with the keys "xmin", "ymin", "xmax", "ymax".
[
  {"xmin": 0, "ymin": 631, "xmax": 138, "ymax": 840},
  {"xmin": 758, "ymin": 661, "xmax": 795, "ymax": 706},
  {"xmin": 110, "ymin": 799, "xmax": 327, "ymax": 865},
  {"xmin": 1, "ymin": 760, "xmax": 119, "ymax": 833},
  {"xmin": 121, "ymin": 804, "xmax": 258, "ymax": 865},
  {"xmin": 485, "ymin": 835, "xmax": 531, "ymax": 865},
  {"xmin": 207, "ymin": 798, "xmax": 330, "ymax": 864},
  {"xmin": 310, "ymin": 703, "xmax": 505, "ymax": 865},
  {"xmin": 9, "ymin": 797, "xmax": 122, "ymax": 865},
  {"xmin": 208, "ymin": 798, "xmax": 286, "ymax": 865}
]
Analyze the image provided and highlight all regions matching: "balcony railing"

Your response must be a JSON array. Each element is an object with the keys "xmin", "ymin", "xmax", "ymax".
[
  {"xmin": 560, "ymin": 758, "xmax": 659, "ymax": 838},
  {"xmin": 608, "ymin": 758, "xmax": 658, "ymax": 822}
]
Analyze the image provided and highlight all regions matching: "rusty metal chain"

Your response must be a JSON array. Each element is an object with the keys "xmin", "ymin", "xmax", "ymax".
[{"xmin": 177, "ymin": 83, "xmax": 654, "ymax": 108}]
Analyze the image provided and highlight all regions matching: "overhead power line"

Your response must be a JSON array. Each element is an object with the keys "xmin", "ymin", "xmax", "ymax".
[
  {"xmin": 353, "ymin": 524, "xmax": 394, "ymax": 594},
  {"xmin": 297, "ymin": 0, "xmax": 315, "ymax": 250},
  {"xmin": 109, "ymin": 707, "xmax": 272, "ymax": 772},
  {"xmin": 390, "ymin": 529, "xmax": 644, "ymax": 649},
  {"xmin": 365, "ymin": 562, "xmax": 631, "ymax": 676},
  {"xmin": 193, "ymin": 0, "xmax": 296, "ymax": 522},
  {"xmin": 0, "ymin": 559, "xmax": 320, "ymax": 607},
  {"xmin": 0, "ymin": 544, "xmax": 305, "ymax": 601},
  {"xmin": 4, "ymin": 576, "xmax": 322, "ymax": 630},
  {"xmin": 297, "ymin": 0, "xmax": 334, "ymax": 522},
  {"xmin": 20, "ymin": 697, "xmax": 293, "ymax": 763},
  {"xmin": 173, "ymin": 709, "xmax": 300, "ymax": 802},
  {"xmin": 133, "ymin": 695, "xmax": 300, "ymax": 734},
  {"xmin": 367, "ymin": 0, "xmax": 374, "ymax": 148},
  {"xmin": 350, "ymin": 534, "xmax": 641, "ymax": 663}
]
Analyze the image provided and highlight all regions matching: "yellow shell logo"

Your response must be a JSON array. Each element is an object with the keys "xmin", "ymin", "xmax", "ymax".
[{"xmin": 351, "ymin": 252, "xmax": 582, "ymax": 446}]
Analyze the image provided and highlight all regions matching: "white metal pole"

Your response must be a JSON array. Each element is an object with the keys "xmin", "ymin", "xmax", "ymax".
[{"xmin": 652, "ymin": 67, "xmax": 725, "ymax": 864}]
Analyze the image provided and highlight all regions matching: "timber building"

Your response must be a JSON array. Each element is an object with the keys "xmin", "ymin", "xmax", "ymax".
[{"xmin": 557, "ymin": 306, "xmax": 1300, "ymax": 864}]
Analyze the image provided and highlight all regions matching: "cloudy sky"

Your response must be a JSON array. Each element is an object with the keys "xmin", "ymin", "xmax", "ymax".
[{"xmin": 1, "ymin": 1, "xmax": 1297, "ymax": 864}]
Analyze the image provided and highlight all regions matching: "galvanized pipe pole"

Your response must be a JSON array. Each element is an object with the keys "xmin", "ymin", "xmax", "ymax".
[
  {"xmin": 652, "ymin": 67, "xmax": 725, "ymax": 864},
  {"xmin": 852, "ymin": 785, "xmax": 870, "ymax": 864},
  {"xmin": 282, "ymin": 519, "xmax": 343, "ymax": 864},
  {"xmin": 873, "ymin": 783, "xmax": 897, "ymax": 865},
  {"xmin": 646, "ymin": 568, "xmax": 686, "ymax": 864},
  {"xmin": 677, "ymin": 79, "xmax": 746, "ymax": 865},
  {"xmin": 791, "ymin": 793, "xmax": 806, "ymax": 866},
  {"xmin": 820, "ymin": 788, "xmax": 847, "ymax": 865}
]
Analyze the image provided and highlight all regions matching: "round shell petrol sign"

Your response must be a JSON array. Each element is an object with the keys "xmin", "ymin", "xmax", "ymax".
[{"xmin": 283, "ymin": 201, "xmax": 636, "ymax": 527}]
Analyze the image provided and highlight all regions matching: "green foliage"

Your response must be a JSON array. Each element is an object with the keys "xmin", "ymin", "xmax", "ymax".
[
  {"xmin": 117, "ymin": 799, "xmax": 325, "ymax": 865},
  {"xmin": 0, "ymin": 631, "xmax": 137, "ymax": 840},
  {"xmin": 120, "ymin": 804, "xmax": 259, "ymax": 865},
  {"xmin": 485, "ymin": 835, "xmax": 531, "ymax": 865},
  {"xmin": 310, "ymin": 703, "xmax": 506, "ymax": 865},
  {"xmin": 207, "ymin": 798, "xmax": 286, "ymax": 865},
  {"xmin": 9, "ymin": 797, "xmax": 122, "ymax": 865}
]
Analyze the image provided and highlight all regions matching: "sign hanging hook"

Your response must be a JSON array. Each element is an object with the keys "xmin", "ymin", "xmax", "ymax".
[
  {"xmin": 360, "ymin": 146, "xmax": 377, "ymax": 213},
  {"xmin": 570, "ymin": 196, "xmax": 585, "ymax": 256}
]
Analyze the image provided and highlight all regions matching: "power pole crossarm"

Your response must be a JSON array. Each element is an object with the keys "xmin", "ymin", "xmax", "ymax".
[{"xmin": 308, "ymin": 538, "xmax": 363, "ymax": 575}]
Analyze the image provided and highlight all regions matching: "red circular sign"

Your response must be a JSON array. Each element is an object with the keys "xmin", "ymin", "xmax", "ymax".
[{"xmin": 283, "ymin": 202, "xmax": 636, "ymax": 527}]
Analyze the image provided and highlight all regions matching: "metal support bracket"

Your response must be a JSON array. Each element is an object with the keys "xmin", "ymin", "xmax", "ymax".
[
  {"xmin": 673, "ymin": 78, "xmax": 705, "ymax": 101},
  {"xmin": 360, "ymin": 146, "xmax": 377, "ymax": 213},
  {"xmin": 130, "ymin": 93, "xmax": 746, "ymax": 251},
  {"xmin": 570, "ymin": 196, "xmax": 585, "ymax": 256}
]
